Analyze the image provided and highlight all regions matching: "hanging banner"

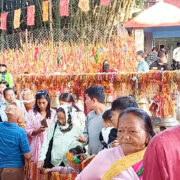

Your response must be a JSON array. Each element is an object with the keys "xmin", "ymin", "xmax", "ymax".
[
  {"xmin": 27, "ymin": 5, "xmax": 35, "ymax": 26},
  {"xmin": 78, "ymin": 0, "xmax": 90, "ymax": 12},
  {"xmin": 60, "ymin": 0, "xmax": 69, "ymax": 16},
  {"xmin": 0, "ymin": 12, "xmax": 8, "ymax": 30},
  {"xmin": 43, "ymin": 1, "xmax": 49, "ymax": 21},
  {"xmin": 100, "ymin": 0, "xmax": 110, "ymax": 6},
  {"xmin": 14, "ymin": 9, "xmax": 21, "ymax": 29}
]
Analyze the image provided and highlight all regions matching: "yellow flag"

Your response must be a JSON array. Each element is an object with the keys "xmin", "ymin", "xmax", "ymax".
[
  {"xmin": 43, "ymin": 1, "xmax": 49, "ymax": 21},
  {"xmin": 78, "ymin": 0, "xmax": 90, "ymax": 12},
  {"xmin": 14, "ymin": 9, "xmax": 21, "ymax": 29}
]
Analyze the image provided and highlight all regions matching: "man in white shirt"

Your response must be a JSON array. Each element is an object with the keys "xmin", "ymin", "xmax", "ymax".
[{"xmin": 173, "ymin": 42, "xmax": 180, "ymax": 70}]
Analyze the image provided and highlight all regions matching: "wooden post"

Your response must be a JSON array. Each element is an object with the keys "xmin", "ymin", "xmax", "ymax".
[
  {"xmin": 49, "ymin": 0, "xmax": 53, "ymax": 42},
  {"xmin": 49, "ymin": 0, "xmax": 53, "ymax": 72}
]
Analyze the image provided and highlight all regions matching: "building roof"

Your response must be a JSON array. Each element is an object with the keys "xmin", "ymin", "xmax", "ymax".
[
  {"xmin": 164, "ymin": 0, "xmax": 180, "ymax": 9},
  {"xmin": 124, "ymin": 0, "xmax": 180, "ymax": 28}
]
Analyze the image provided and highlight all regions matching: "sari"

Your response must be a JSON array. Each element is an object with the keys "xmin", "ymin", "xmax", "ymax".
[{"xmin": 75, "ymin": 146, "xmax": 145, "ymax": 180}]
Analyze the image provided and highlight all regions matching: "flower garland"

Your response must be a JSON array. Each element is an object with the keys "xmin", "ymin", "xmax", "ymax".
[{"xmin": 16, "ymin": 71, "xmax": 180, "ymax": 99}]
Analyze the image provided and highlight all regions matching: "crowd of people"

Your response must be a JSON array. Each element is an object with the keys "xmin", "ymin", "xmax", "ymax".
[
  {"xmin": 0, "ymin": 81, "xmax": 180, "ymax": 180},
  {"xmin": 0, "ymin": 44, "xmax": 180, "ymax": 180},
  {"xmin": 136, "ymin": 43, "xmax": 180, "ymax": 73}
]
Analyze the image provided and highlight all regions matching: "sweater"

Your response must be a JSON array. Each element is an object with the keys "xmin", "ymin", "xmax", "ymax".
[{"xmin": 83, "ymin": 110, "xmax": 104, "ymax": 155}]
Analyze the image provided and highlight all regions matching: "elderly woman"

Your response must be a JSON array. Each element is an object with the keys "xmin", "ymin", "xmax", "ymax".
[
  {"xmin": 0, "ymin": 88, "xmax": 27, "ymax": 122},
  {"xmin": 59, "ymin": 93, "xmax": 85, "ymax": 130},
  {"xmin": 75, "ymin": 107, "xmax": 155, "ymax": 180},
  {"xmin": 20, "ymin": 88, "xmax": 35, "ymax": 112},
  {"xmin": 38, "ymin": 105, "xmax": 83, "ymax": 168}
]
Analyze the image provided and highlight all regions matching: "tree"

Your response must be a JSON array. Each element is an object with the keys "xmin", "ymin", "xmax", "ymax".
[
  {"xmin": 0, "ymin": 0, "xmax": 140, "ymax": 44},
  {"xmin": 135, "ymin": 0, "xmax": 147, "ymax": 6}
]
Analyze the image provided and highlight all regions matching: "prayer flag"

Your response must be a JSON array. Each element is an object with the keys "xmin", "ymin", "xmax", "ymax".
[
  {"xmin": 57, "ymin": 52, "xmax": 61, "ymax": 64},
  {"xmin": 100, "ymin": 0, "xmax": 110, "ymax": 6},
  {"xmin": 60, "ymin": 0, "xmax": 69, "ymax": 16},
  {"xmin": 78, "ymin": 0, "xmax": 90, "ymax": 12},
  {"xmin": 42, "ymin": 1, "xmax": 49, "ymax": 22},
  {"xmin": 27, "ymin": 5, "xmax": 35, "ymax": 26},
  {"xmin": 94, "ymin": 51, "xmax": 98, "ymax": 63},
  {"xmin": 0, "ymin": 12, "xmax": 8, "ymax": 30},
  {"xmin": 14, "ymin": 9, "xmax": 21, "ymax": 29}
]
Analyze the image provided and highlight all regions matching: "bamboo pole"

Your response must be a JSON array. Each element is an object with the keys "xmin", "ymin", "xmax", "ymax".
[{"xmin": 49, "ymin": 0, "xmax": 53, "ymax": 42}]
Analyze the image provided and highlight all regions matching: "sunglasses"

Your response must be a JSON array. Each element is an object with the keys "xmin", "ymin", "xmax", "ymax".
[{"xmin": 36, "ymin": 90, "xmax": 48, "ymax": 96}]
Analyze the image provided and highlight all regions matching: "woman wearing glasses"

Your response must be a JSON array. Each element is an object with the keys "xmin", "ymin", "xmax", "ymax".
[{"xmin": 25, "ymin": 90, "xmax": 56, "ymax": 162}]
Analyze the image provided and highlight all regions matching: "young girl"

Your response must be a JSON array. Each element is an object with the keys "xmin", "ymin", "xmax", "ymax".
[
  {"xmin": 99, "ymin": 109, "xmax": 117, "ymax": 149},
  {"xmin": 25, "ymin": 90, "xmax": 56, "ymax": 162},
  {"xmin": 38, "ymin": 105, "xmax": 83, "ymax": 168}
]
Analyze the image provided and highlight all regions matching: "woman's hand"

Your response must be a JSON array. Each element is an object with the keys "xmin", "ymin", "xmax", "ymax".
[
  {"xmin": 110, "ymin": 139, "xmax": 119, "ymax": 148},
  {"xmin": 32, "ymin": 127, "xmax": 46, "ymax": 136},
  {"xmin": 77, "ymin": 135, "xmax": 87, "ymax": 143},
  {"xmin": 37, "ymin": 161, "xmax": 44, "ymax": 169}
]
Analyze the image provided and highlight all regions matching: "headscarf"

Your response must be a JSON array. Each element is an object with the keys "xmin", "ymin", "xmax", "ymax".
[{"xmin": 58, "ymin": 104, "xmax": 73, "ymax": 132}]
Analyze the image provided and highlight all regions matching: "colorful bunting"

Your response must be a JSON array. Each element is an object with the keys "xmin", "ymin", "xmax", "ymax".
[
  {"xmin": 14, "ymin": 9, "xmax": 21, "ymax": 29},
  {"xmin": 60, "ymin": 0, "xmax": 69, "ymax": 16},
  {"xmin": 78, "ymin": 0, "xmax": 90, "ymax": 12},
  {"xmin": 35, "ymin": 47, "xmax": 39, "ymax": 61},
  {"xmin": 100, "ymin": 0, "xmax": 110, "ymax": 6},
  {"xmin": 42, "ymin": 1, "xmax": 49, "ymax": 22},
  {"xmin": 94, "ymin": 51, "xmax": 98, "ymax": 63},
  {"xmin": 0, "ymin": 12, "xmax": 8, "ymax": 30},
  {"xmin": 27, "ymin": 5, "xmax": 35, "ymax": 26},
  {"xmin": 57, "ymin": 52, "xmax": 61, "ymax": 64}
]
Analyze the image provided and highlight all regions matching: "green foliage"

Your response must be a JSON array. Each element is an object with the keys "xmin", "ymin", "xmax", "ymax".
[{"xmin": 136, "ymin": 0, "xmax": 147, "ymax": 6}]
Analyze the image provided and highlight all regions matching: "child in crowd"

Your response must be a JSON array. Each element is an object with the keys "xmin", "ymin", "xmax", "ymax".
[
  {"xmin": 99, "ymin": 109, "xmax": 117, "ymax": 149},
  {"xmin": 45, "ymin": 146, "xmax": 86, "ymax": 174}
]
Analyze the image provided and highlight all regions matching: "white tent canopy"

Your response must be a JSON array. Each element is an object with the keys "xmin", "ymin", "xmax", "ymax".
[{"xmin": 134, "ymin": 1, "xmax": 180, "ymax": 25}]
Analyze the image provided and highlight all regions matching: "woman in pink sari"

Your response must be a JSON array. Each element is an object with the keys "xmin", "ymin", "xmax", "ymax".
[
  {"xmin": 75, "ymin": 108, "xmax": 155, "ymax": 180},
  {"xmin": 25, "ymin": 90, "xmax": 56, "ymax": 162}
]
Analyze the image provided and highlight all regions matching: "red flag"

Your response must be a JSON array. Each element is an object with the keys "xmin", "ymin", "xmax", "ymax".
[
  {"xmin": 27, "ymin": 5, "xmax": 35, "ymax": 26},
  {"xmin": 60, "ymin": 0, "xmax": 69, "ymax": 16},
  {"xmin": 100, "ymin": 0, "xmax": 110, "ymax": 6},
  {"xmin": 0, "ymin": 12, "xmax": 8, "ymax": 30}
]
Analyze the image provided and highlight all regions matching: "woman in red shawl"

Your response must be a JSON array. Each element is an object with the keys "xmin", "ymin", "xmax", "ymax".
[{"xmin": 143, "ymin": 125, "xmax": 180, "ymax": 180}]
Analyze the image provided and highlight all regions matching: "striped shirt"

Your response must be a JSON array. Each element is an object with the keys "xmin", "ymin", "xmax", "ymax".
[{"xmin": 0, "ymin": 122, "xmax": 30, "ymax": 168}]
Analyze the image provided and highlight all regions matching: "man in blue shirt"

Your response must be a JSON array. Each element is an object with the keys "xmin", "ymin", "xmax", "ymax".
[
  {"xmin": 0, "ymin": 104, "xmax": 31, "ymax": 180},
  {"xmin": 136, "ymin": 50, "xmax": 149, "ymax": 73}
]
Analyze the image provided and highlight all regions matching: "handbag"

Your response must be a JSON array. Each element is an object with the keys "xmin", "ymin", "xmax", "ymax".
[{"xmin": 43, "ymin": 122, "xmax": 58, "ymax": 168}]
